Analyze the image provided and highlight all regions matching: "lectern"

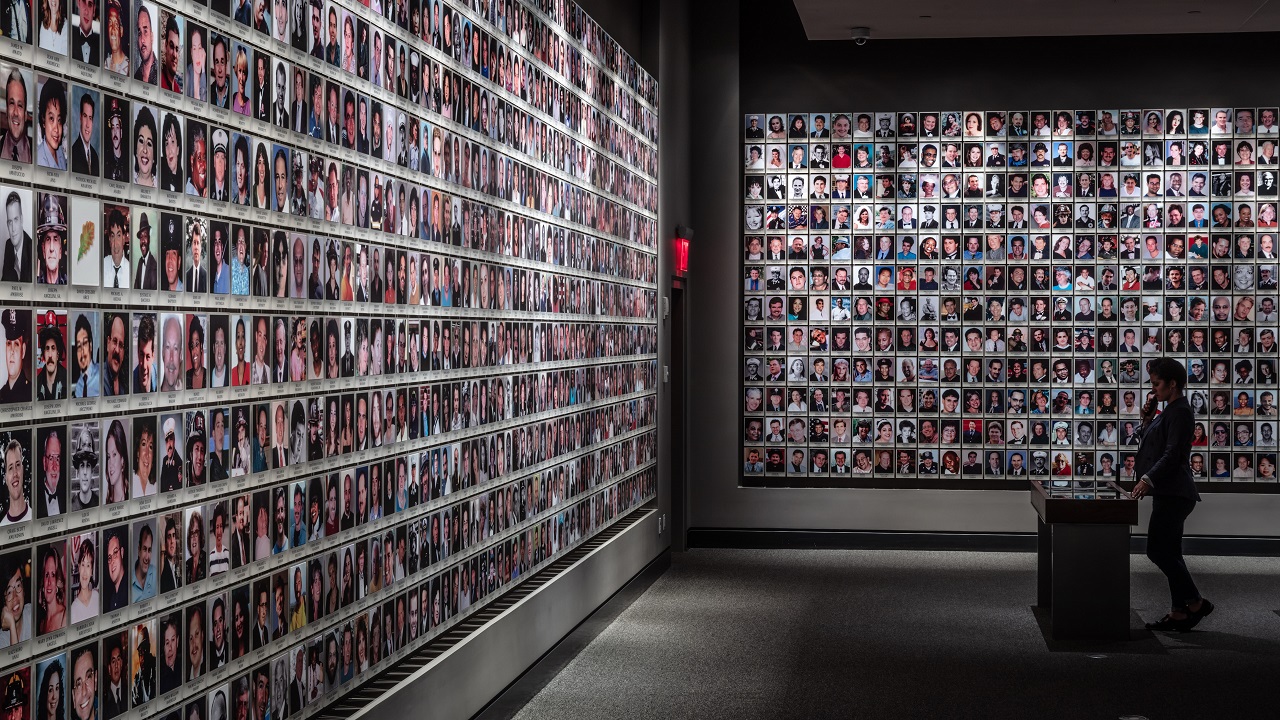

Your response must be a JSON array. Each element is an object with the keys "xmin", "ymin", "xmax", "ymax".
[{"xmin": 1030, "ymin": 479, "xmax": 1139, "ymax": 642}]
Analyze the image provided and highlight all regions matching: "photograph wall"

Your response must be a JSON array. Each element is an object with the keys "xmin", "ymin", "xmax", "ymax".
[
  {"xmin": 0, "ymin": 0, "xmax": 659, "ymax": 718},
  {"xmin": 742, "ymin": 107, "xmax": 1280, "ymax": 491}
]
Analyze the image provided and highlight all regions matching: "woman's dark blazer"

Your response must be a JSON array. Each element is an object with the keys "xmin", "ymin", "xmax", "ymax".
[{"xmin": 1134, "ymin": 396, "xmax": 1201, "ymax": 501}]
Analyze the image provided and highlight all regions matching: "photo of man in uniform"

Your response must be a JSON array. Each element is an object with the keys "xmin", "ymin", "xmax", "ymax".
[
  {"xmin": 35, "ymin": 311, "xmax": 66, "ymax": 400},
  {"xmin": 0, "ymin": 308, "xmax": 30, "ymax": 403}
]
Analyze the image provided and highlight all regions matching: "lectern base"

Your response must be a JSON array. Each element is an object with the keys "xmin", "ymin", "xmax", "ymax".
[{"xmin": 1037, "ymin": 518, "xmax": 1132, "ymax": 642}]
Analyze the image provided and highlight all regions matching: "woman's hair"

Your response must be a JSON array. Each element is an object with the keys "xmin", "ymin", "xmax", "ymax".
[
  {"xmin": 38, "ymin": 660, "xmax": 65, "ymax": 720},
  {"xmin": 76, "ymin": 536, "xmax": 95, "ymax": 582},
  {"xmin": 254, "ymin": 143, "xmax": 270, "ymax": 183},
  {"xmin": 42, "ymin": 0, "xmax": 65, "ymax": 32},
  {"xmin": 1148, "ymin": 357, "xmax": 1189, "ymax": 391},
  {"xmin": 106, "ymin": 419, "xmax": 128, "ymax": 471},
  {"xmin": 234, "ymin": 46, "xmax": 249, "ymax": 82},
  {"xmin": 133, "ymin": 106, "xmax": 156, "ymax": 175},
  {"xmin": 188, "ymin": 508, "xmax": 204, "ymax": 550},
  {"xmin": 39, "ymin": 546, "xmax": 64, "ymax": 613}
]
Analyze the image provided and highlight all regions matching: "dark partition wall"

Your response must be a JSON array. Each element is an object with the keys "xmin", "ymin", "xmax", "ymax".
[
  {"xmin": 740, "ymin": 97, "xmax": 1280, "ymax": 491},
  {"xmin": 0, "ymin": 0, "xmax": 660, "ymax": 716},
  {"xmin": 688, "ymin": 0, "xmax": 1280, "ymax": 536}
]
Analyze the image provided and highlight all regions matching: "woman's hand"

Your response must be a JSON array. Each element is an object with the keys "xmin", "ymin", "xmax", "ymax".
[
  {"xmin": 1131, "ymin": 477, "xmax": 1152, "ymax": 499},
  {"xmin": 1141, "ymin": 396, "xmax": 1158, "ymax": 423}
]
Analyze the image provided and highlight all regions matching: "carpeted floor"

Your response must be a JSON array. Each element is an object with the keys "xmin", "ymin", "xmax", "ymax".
[{"xmin": 510, "ymin": 549, "xmax": 1280, "ymax": 720}]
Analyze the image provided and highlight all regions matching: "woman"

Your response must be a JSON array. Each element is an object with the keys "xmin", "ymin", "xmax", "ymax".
[
  {"xmin": 69, "ymin": 536, "xmax": 98, "ymax": 624},
  {"xmin": 1131, "ymin": 358, "xmax": 1213, "ymax": 631},
  {"xmin": 294, "ymin": 570, "xmax": 321, "ymax": 630},
  {"xmin": 1055, "ymin": 112, "xmax": 1073, "ymax": 136},
  {"xmin": 230, "ymin": 229, "xmax": 250, "ymax": 296},
  {"xmin": 1190, "ymin": 393, "xmax": 1208, "ymax": 417},
  {"xmin": 1211, "ymin": 456, "xmax": 1230, "ymax": 478},
  {"xmin": 229, "ymin": 318, "xmax": 249, "ymax": 385},
  {"xmin": 290, "ymin": 318, "xmax": 307, "ymax": 382},
  {"xmin": 1237, "ymin": 140, "xmax": 1256, "ymax": 165},
  {"xmin": 187, "ymin": 28, "xmax": 207, "ymax": 102},
  {"xmin": 159, "ymin": 113, "xmax": 183, "ymax": 193},
  {"xmin": 342, "ymin": 16, "xmax": 357, "ymax": 74},
  {"xmin": 370, "ymin": 393, "xmax": 383, "ymax": 447},
  {"xmin": 252, "ymin": 143, "xmax": 271, "ymax": 210},
  {"xmin": 1259, "ymin": 203, "xmax": 1277, "ymax": 228},
  {"xmin": 38, "ymin": 0, "xmax": 66, "ymax": 55},
  {"xmin": 37, "ymin": 546, "xmax": 65, "ymax": 635},
  {"xmin": 133, "ymin": 107, "xmax": 156, "ymax": 187},
  {"xmin": 1099, "ymin": 172, "xmax": 1117, "ymax": 196},
  {"xmin": 1051, "ymin": 453, "xmax": 1071, "ymax": 476},
  {"xmin": 788, "ymin": 115, "xmax": 806, "ymax": 138},
  {"xmin": 964, "ymin": 145, "xmax": 982, "ymax": 168},
  {"xmin": 340, "ymin": 398, "xmax": 354, "ymax": 453},
  {"xmin": 766, "ymin": 116, "xmax": 785, "ymax": 140},
  {"xmin": 786, "ymin": 389, "xmax": 806, "ymax": 414},
  {"xmin": 103, "ymin": 419, "xmax": 129, "ymax": 504},
  {"xmin": 231, "ymin": 47, "xmax": 251, "ymax": 116},
  {"xmin": 37, "ymin": 658, "xmax": 64, "ymax": 720},
  {"xmin": 939, "ymin": 424, "xmax": 957, "ymax": 445},
  {"xmin": 341, "ymin": 551, "xmax": 355, "ymax": 608}
]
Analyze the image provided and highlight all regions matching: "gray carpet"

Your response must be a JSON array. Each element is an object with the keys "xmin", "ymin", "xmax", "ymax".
[{"xmin": 511, "ymin": 549, "xmax": 1280, "ymax": 720}]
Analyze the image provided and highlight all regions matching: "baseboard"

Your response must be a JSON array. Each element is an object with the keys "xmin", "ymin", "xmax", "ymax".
[
  {"xmin": 687, "ymin": 528, "xmax": 1280, "ymax": 556},
  {"xmin": 351, "ymin": 509, "xmax": 667, "ymax": 720},
  {"xmin": 1142, "ymin": 535, "xmax": 1280, "ymax": 557},
  {"xmin": 687, "ymin": 528, "xmax": 1035, "ymax": 551}
]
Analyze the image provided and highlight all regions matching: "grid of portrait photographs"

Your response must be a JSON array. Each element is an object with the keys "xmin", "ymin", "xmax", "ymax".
[
  {"xmin": 0, "ymin": 0, "xmax": 660, "ymax": 718},
  {"xmin": 742, "ymin": 109, "xmax": 1280, "ymax": 489}
]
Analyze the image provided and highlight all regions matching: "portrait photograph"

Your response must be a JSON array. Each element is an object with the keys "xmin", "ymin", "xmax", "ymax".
[
  {"xmin": 129, "ymin": 617, "xmax": 155, "ymax": 707},
  {"xmin": 34, "ymin": 192, "xmax": 68, "ymax": 285},
  {"xmin": 131, "ymin": 0, "xmax": 157, "ymax": 84},
  {"xmin": 35, "ymin": 74, "xmax": 68, "ymax": 170}
]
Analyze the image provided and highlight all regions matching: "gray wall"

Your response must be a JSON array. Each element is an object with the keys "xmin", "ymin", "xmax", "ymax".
[
  {"xmin": 687, "ymin": 0, "xmax": 1280, "ymax": 537},
  {"xmin": 574, "ymin": 0, "xmax": 645, "ymax": 71}
]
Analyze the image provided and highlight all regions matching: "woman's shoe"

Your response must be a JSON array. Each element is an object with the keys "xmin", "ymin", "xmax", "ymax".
[
  {"xmin": 1180, "ymin": 599, "xmax": 1215, "ymax": 630},
  {"xmin": 1145, "ymin": 614, "xmax": 1187, "ymax": 631}
]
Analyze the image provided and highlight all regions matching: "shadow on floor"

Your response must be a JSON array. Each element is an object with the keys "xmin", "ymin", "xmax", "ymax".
[{"xmin": 1031, "ymin": 606, "xmax": 1167, "ymax": 654}]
